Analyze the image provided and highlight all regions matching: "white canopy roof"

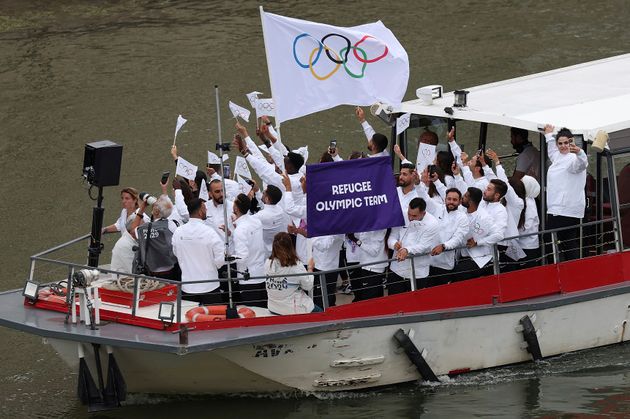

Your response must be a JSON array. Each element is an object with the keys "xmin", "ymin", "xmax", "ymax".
[{"xmin": 393, "ymin": 53, "xmax": 630, "ymax": 141}]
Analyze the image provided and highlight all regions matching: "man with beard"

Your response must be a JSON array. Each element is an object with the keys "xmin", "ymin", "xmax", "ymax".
[
  {"xmin": 510, "ymin": 127, "xmax": 540, "ymax": 181},
  {"xmin": 172, "ymin": 198, "xmax": 225, "ymax": 304},
  {"xmin": 205, "ymin": 179, "xmax": 234, "ymax": 238},
  {"xmin": 397, "ymin": 163, "xmax": 419, "ymax": 225},
  {"xmin": 428, "ymin": 188, "xmax": 469, "ymax": 286},
  {"xmin": 454, "ymin": 180, "xmax": 508, "ymax": 280},
  {"xmin": 355, "ymin": 107, "xmax": 389, "ymax": 158}
]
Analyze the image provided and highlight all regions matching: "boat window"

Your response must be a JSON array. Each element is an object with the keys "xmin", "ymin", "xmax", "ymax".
[{"xmin": 614, "ymin": 154, "xmax": 630, "ymax": 249}]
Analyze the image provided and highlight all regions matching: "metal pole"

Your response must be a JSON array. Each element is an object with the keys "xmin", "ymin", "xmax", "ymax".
[
  {"xmin": 551, "ymin": 232, "xmax": 559, "ymax": 264},
  {"xmin": 478, "ymin": 122, "xmax": 488, "ymax": 151},
  {"xmin": 605, "ymin": 152, "xmax": 623, "ymax": 252},
  {"xmin": 176, "ymin": 283, "xmax": 182, "ymax": 324},
  {"xmin": 492, "ymin": 245, "xmax": 501, "ymax": 275},
  {"xmin": 596, "ymin": 153, "xmax": 603, "ymax": 254},
  {"xmin": 214, "ymin": 85, "xmax": 236, "ymax": 316},
  {"xmin": 131, "ymin": 276, "xmax": 139, "ymax": 317},
  {"xmin": 409, "ymin": 256, "xmax": 417, "ymax": 291},
  {"xmin": 540, "ymin": 133, "xmax": 547, "ymax": 265},
  {"xmin": 318, "ymin": 273, "xmax": 329, "ymax": 311},
  {"xmin": 87, "ymin": 186, "xmax": 105, "ymax": 267}
]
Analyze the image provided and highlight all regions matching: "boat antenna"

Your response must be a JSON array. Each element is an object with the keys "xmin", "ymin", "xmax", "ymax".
[{"xmin": 214, "ymin": 85, "xmax": 238, "ymax": 319}]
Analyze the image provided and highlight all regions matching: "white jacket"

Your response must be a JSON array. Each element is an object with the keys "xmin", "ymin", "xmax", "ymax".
[
  {"xmin": 265, "ymin": 259, "xmax": 314, "ymax": 315},
  {"xmin": 545, "ymin": 133, "xmax": 588, "ymax": 218},
  {"xmin": 355, "ymin": 229, "xmax": 388, "ymax": 273},
  {"xmin": 430, "ymin": 208, "xmax": 469, "ymax": 270},
  {"xmin": 388, "ymin": 213, "xmax": 441, "ymax": 279}
]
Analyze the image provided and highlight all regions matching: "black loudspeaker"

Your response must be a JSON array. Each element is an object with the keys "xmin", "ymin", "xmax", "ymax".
[{"xmin": 82, "ymin": 141, "xmax": 123, "ymax": 187}]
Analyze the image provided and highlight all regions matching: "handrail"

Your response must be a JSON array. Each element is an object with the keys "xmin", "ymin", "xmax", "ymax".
[{"xmin": 27, "ymin": 217, "xmax": 622, "ymax": 318}]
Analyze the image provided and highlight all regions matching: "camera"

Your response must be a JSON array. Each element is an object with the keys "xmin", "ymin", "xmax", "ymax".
[
  {"xmin": 139, "ymin": 192, "xmax": 157, "ymax": 205},
  {"xmin": 72, "ymin": 269, "xmax": 100, "ymax": 287}
]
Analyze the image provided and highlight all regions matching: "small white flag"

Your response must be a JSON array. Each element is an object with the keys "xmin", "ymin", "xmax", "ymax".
[
  {"xmin": 416, "ymin": 143, "xmax": 436, "ymax": 173},
  {"xmin": 175, "ymin": 156, "xmax": 198, "ymax": 181},
  {"xmin": 207, "ymin": 151, "xmax": 221, "ymax": 165},
  {"xmin": 237, "ymin": 174, "xmax": 253, "ymax": 195},
  {"xmin": 258, "ymin": 144, "xmax": 270, "ymax": 154},
  {"xmin": 222, "ymin": 154, "xmax": 229, "ymax": 162},
  {"xmin": 228, "ymin": 101, "xmax": 251, "ymax": 122},
  {"xmin": 234, "ymin": 155, "xmax": 252, "ymax": 179},
  {"xmin": 173, "ymin": 114, "xmax": 187, "ymax": 145},
  {"xmin": 246, "ymin": 91, "xmax": 263, "ymax": 108},
  {"xmin": 293, "ymin": 145, "xmax": 309, "ymax": 163},
  {"xmin": 255, "ymin": 98, "xmax": 276, "ymax": 119},
  {"xmin": 199, "ymin": 179, "xmax": 209, "ymax": 202},
  {"xmin": 396, "ymin": 113, "xmax": 411, "ymax": 136}
]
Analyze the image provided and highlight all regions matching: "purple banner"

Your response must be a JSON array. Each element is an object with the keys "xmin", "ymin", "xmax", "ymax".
[{"xmin": 306, "ymin": 156, "xmax": 404, "ymax": 237}]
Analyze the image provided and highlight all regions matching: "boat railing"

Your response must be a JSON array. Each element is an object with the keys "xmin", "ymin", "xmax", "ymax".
[{"xmin": 25, "ymin": 217, "xmax": 622, "ymax": 323}]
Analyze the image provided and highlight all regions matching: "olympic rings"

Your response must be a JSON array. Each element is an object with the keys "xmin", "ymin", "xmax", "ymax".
[
  {"xmin": 292, "ymin": 32, "xmax": 389, "ymax": 80},
  {"xmin": 353, "ymin": 35, "xmax": 388, "ymax": 63}
]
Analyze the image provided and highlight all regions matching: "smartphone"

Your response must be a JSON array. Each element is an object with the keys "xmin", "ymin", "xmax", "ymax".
[
  {"xmin": 160, "ymin": 171, "xmax": 170, "ymax": 185},
  {"xmin": 223, "ymin": 163, "xmax": 231, "ymax": 179}
]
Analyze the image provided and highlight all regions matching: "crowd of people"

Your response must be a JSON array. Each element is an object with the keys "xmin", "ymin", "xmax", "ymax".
[{"xmin": 103, "ymin": 111, "xmax": 589, "ymax": 315}]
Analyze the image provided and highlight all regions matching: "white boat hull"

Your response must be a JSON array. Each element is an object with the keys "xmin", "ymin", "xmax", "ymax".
[{"xmin": 47, "ymin": 290, "xmax": 630, "ymax": 393}]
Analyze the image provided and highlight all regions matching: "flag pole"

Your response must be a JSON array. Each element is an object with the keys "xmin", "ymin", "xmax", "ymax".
[
  {"xmin": 259, "ymin": 6, "xmax": 282, "ymax": 141},
  {"xmin": 214, "ymin": 85, "xmax": 237, "ymax": 318}
]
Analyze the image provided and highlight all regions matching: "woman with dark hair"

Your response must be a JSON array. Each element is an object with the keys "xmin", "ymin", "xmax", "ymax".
[
  {"xmin": 544, "ymin": 124, "xmax": 588, "ymax": 261},
  {"xmin": 265, "ymin": 232, "xmax": 319, "ymax": 315}
]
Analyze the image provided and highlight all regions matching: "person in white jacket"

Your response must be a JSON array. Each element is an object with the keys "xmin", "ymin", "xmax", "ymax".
[
  {"xmin": 265, "ymin": 232, "xmax": 319, "ymax": 315},
  {"xmin": 544, "ymin": 124, "xmax": 588, "ymax": 261},
  {"xmin": 232, "ymin": 194, "xmax": 267, "ymax": 308},
  {"xmin": 388, "ymin": 198, "xmax": 441, "ymax": 294}
]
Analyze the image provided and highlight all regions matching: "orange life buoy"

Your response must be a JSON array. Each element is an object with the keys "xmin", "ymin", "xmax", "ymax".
[{"xmin": 185, "ymin": 305, "xmax": 256, "ymax": 322}]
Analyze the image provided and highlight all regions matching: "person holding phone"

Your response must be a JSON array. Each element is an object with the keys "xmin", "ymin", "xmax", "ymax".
[{"xmin": 544, "ymin": 124, "xmax": 588, "ymax": 261}]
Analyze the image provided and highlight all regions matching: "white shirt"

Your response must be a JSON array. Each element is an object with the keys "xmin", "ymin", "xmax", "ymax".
[
  {"xmin": 355, "ymin": 229, "xmax": 388, "ymax": 273},
  {"xmin": 171, "ymin": 218, "xmax": 225, "ymax": 294},
  {"xmin": 245, "ymin": 153, "xmax": 305, "ymax": 211},
  {"xmin": 252, "ymin": 203, "xmax": 291, "ymax": 258},
  {"xmin": 361, "ymin": 121, "xmax": 389, "ymax": 157},
  {"xmin": 466, "ymin": 202, "xmax": 507, "ymax": 268},
  {"xmin": 388, "ymin": 213, "xmax": 441, "ymax": 279},
  {"xmin": 430, "ymin": 208, "xmax": 469, "ymax": 270},
  {"xmin": 545, "ymin": 133, "xmax": 588, "ymax": 218},
  {"xmin": 519, "ymin": 197, "xmax": 540, "ymax": 250},
  {"xmin": 204, "ymin": 199, "xmax": 234, "ymax": 236},
  {"xmin": 312, "ymin": 234, "xmax": 344, "ymax": 271},
  {"xmin": 232, "ymin": 214, "xmax": 266, "ymax": 284},
  {"xmin": 265, "ymin": 259, "xmax": 314, "ymax": 315}
]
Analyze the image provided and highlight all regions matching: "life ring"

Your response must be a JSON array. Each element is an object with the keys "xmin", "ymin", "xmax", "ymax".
[{"xmin": 185, "ymin": 305, "xmax": 256, "ymax": 322}]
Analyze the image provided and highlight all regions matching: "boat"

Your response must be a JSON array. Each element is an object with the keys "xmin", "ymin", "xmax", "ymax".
[{"xmin": 0, "ymin": 53, "xmax": 629, "ymax": 411}]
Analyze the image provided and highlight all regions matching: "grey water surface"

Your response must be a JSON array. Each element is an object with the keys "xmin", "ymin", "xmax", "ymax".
[{"xmin": 1, "ymin": 1, "xmax": 630, "ymax": 417}]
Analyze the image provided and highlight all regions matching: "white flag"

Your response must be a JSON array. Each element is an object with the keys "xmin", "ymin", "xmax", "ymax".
[
  {"xmin": 175, "ymin": 156, "xmax": 198, "ymax": 181},
  {"xmin": 228, "ymin": 101, "xmax": 251, "ymax": 122},
  {"xmin": 246, "ymin": 91, "xmax": 263, "ymax": 108},
  {"xmin": 416, "ymin": 143, "xmax": 436, "ymax": 173},
  {"xmin": 396, "ymin": 113, "xmax": 411, "ymax": 136},
  {"xmin": 207, "ymin": 151, "xmax": 221, "ymax": 165},
  {"xmin": 237, "ymin": 174, "xmax": 253, "ymax": 196},
  {"xmin": 234, "ymin": 156, "xmax": 252, "ymax": 179},
  {"xmin": 260, "ymin": 10, "xmax": 409, "ymax": 124},
  {"xmin": 173, "ymin": 114, "xmax": 187, "ymax": 145},
  {"xmin": 222, "ymin": 153, "xmax": 229, "ymax": 162},
  {"xmin": 199, "ymin": 179, "xmax": 209, "ymax": 202},
  {"xmin": 255, "ymin": 98, "xmax": 276, "ymax": 119}
]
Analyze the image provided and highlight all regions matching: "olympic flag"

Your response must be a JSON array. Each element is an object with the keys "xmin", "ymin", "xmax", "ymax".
[{"xmin": 260, "ymin": 10, "xmax": 409, "ymax": 124}]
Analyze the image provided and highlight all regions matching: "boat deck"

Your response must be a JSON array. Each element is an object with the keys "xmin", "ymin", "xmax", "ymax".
[{"xmin": 1, "ymin": 254, "xmax": 629, "ymax": 354}]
